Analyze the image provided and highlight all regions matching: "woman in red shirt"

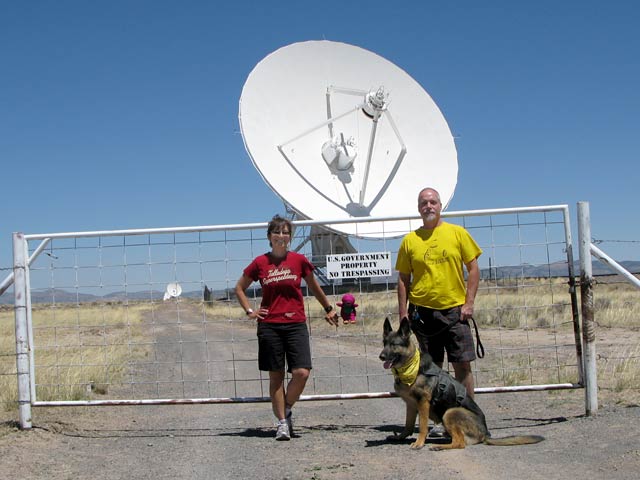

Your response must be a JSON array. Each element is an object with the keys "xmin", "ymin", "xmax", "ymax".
[{"xmin": 235, "ymin": 215, "xmax": 339, "ymax": 440}]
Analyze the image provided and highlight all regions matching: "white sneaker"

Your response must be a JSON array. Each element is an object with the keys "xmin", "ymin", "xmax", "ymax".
[
  {"xmin": 428, "ymin": 424, "xmax": 450, "ymax": 438},
  {"xmin": 275, "ymin": 420, "xmax": 290, "ymax": 441}
]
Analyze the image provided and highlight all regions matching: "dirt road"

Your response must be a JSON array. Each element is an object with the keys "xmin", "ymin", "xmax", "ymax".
[
  {"xmin": 0, "ymin": 390, "xmax": 638, "ymax": 480},
  {"xmin": 2, "ymin": 303, "xmax": 638, "ymax": 479}
]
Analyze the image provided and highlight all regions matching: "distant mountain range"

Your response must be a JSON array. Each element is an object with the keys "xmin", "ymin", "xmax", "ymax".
[
  {"xmin": 480, "ymin": 260, "xmax": 640, "ymax": 279},
  {"xmin": 1, "ymin": 260, "xmax": 638, "ymax": 305},
  {"xmin": 0, "ymin": 286, "xmax": 210, "ymax": 305}
]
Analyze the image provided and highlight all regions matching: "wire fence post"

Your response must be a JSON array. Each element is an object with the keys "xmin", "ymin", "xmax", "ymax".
[
  {"xmin": 577, "ymin": 202, "xmax": 598, "ymax": 415},
  {"xmin": 562, "ymin": 206, "xmax": 584, "ymax": 384},
  {"xmin": 13, "ymin": 232, "xmax": 32, "ymax": 429}
]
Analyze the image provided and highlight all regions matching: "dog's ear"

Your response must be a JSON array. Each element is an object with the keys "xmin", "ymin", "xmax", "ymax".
[
  {"xmin": 383, "ymin": 317, "xmax": 393, "ymax": 338},
  {"xmin": 399, "ymin": 316, "xmax": 412, "ymax": 338}
]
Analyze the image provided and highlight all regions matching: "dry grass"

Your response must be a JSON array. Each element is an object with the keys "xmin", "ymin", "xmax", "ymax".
[{"xmin": 0, "ymin": 303, "xmax": 154, "ymax": 410}]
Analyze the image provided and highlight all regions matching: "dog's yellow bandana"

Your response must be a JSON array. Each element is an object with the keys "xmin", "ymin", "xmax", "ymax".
[{"xmin": 392, "ymin": 349, "xmax": 420, "ymax": 385}]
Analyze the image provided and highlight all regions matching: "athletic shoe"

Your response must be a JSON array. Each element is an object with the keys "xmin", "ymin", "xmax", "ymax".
[
  {"xmin": 428, "ymin": 424, "xmax": 450, "ymax": 439},
  {"xmin": 275, "ymin": 420, "xmax": 290, "ymax": 441}
]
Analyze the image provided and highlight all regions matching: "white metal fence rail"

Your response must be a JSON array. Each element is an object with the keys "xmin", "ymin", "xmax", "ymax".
[{"xmin": 9, "ymin": 205, "xmax": 591, "ymax": 428}]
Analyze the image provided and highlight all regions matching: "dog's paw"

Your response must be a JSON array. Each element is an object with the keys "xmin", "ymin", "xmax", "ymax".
[{"xmin": 410, "ymin": 441, "xmax": 425, "ymax": 450}]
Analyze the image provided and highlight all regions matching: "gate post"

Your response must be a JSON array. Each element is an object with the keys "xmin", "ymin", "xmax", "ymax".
[
  {"xmin": 577, "ymin": 202, "xmax": 598, "ymax": 415},
  {"xmin": 13, "ymin": 232, "xmax": 32, "ymax": 429}
]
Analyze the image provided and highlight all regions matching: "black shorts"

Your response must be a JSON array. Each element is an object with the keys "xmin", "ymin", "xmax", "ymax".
[
  {"xmin": 256, "ymin": 322, "xmax": 312, "ymax": 372},
  {"xmin": 409, "ymin": 305, "xmax": 476, "ymax": 363}
]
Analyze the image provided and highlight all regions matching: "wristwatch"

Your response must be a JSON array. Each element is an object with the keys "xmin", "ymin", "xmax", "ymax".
[
  {"xmin": 245, "ymin": 308, "xmax": 254, "ymax": 316},
  {"xmin": 324, "ymin": 305, "xmax": 333, "ymax": 313}
]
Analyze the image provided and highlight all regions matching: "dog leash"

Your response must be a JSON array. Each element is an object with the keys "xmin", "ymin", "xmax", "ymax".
[
  {"xmin": 422, "ymin": 316, "xmax": 484, "ymax": 359},
  {"xmin": 469, "ymin": 317, "xmax": 485, "ymax": 359},
  {"xmin": 411, "ymin": 308, "xmax": 485, "ymax": 359}
]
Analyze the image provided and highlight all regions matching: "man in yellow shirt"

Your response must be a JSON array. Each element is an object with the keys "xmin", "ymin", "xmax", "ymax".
[{"xmin": 396, "ymin": 187, "xmax": 482, "ymax": 404}]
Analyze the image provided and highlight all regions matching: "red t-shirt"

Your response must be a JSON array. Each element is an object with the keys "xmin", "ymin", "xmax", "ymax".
[{"xmin": 243, "ymin": 251, "xmax": 315, "ymax": 323}]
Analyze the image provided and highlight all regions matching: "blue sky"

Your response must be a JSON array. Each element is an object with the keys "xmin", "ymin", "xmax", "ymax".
[{"xmin": 2, "ymin": 0, "xmax": 639, "ymax": 272}]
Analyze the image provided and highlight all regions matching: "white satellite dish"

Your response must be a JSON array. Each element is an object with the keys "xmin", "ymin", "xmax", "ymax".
[
  {"xmin": 163, "ymin": 282, "xmax": 182, "ymax": 301},
  {"xmin": 239, "ymin": 40, "xmax": 458, "ymax": 237}
]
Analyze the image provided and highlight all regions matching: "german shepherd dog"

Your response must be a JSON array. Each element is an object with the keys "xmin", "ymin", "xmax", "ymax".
[{"xmin": 380, "ymin": 317, "xmax": 545, "ymax": 450}]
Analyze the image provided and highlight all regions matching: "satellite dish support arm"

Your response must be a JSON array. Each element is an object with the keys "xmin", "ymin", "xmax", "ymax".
[{"xmin": 360, "ymin": 109, "xmax": 407, "ymax": 212}]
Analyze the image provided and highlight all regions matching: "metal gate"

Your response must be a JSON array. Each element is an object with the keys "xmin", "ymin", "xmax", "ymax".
[{"xmin": 7, "ymin": 205, "xmax": 591, "ymax": 428}]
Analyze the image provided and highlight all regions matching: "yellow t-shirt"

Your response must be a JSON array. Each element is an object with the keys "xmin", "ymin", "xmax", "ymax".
[{"xmin": 395, "ymin": 222, "xmax": 482, "ymax": 309}]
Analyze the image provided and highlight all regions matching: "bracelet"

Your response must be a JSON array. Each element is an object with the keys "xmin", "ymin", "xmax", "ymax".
[{"xmin": 324, "ymin": 305, "xmax": 333, "ymax": 313}]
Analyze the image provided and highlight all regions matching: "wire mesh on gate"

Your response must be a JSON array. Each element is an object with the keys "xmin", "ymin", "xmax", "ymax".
[{"xmin": 10, "ymin": 207, "xmax": 583, "ymax": 406}]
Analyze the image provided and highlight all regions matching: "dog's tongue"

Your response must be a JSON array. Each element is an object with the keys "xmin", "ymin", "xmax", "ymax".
[{"xmin": 383, "ymin": 360, "xmax": 392, "ymax": 370}]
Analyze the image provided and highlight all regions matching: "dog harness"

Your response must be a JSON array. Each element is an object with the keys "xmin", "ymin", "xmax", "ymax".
[
  {"xmin": 392, "ymin": 349, "xmax": 421, "ymax": 385},
  {"xmin": 426, "ymin": 364, "xmax": 468, "ymax": 408},
  {"xmin": 424, "ymin": 363, "xmax": 488, "ymax": 423}
]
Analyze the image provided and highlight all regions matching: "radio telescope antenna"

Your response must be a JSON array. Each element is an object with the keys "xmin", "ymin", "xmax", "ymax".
[
  {"xmin": 239, "ymin": 40, "xmax": 457, "ymax": 237},
  {"xmin": 163, "ymin": 282, "xmax": 182, "ymax": 301}
]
